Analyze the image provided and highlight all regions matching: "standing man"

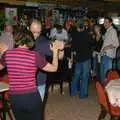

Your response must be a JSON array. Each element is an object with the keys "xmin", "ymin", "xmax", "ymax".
[
  {"xmin": 0, "ymin": 24, "xmax": 14, "ymax": 78},
  {"xmin": 101, "ymin": 17, "xmax": 119, "ymax": 81},
  {"xmin": 28, "ymin": 19, "xmax": 64, "ymax": 101},
  {"xmin": 0, "ymin": 24, "xmax": 14, "ymax": 50},
  {"xmin": 70, "ymin": 25, "xmax": 94, "ymax": 98},
  {"xmin": 50, "ymin": 24, "xmax": 69, "ymax": 43},
  {"xmin": 28, "ymin": 19, "xmax": 52, "ymax": 101}
]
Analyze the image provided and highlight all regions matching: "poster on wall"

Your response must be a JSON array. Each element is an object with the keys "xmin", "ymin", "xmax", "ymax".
[
  {"xmin": 5, "ymin": 8, "xmax": 17, "ymax": 25},
  {"xmin": 52, "ymin": 10, "xmax": 60, "ymax": 24}
]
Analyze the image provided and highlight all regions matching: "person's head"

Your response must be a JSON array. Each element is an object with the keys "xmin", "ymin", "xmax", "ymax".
[
  {"xmin": 89, "ymin": 19, "xmax": 96, "ymax": 27},
  {"xmin": 14, "ymin": 28, "xmax": 35, "ymax": 49},
  {"xmin": 4, "ymin": 24, "xmax": 13, "ymax": 34},
  {"xmin": 93, "ymin": 24, "xmax": 101, "ymax": 34},
  {"xmin": 104, "ymin": 17, "xmax": 113, "ymax": 29},
  {"xmin": 28, "ymin": 19, "xmax": 42, "ymax": 39},
  {"xmin": 77, "ymin": 24, "xmax": 85, "ymax": 32},
  {"xmin": 56, "ymin": 24, "xmax": 62, "ymax": 34}
]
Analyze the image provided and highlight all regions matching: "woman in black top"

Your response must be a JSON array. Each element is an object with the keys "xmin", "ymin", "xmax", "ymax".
[
  {"xmin": 92, "ymin": 24, "xmax": 103, "ymax": 52},
  {"xmin": 92, "ymin": 24, "xmax": 103, "ymax": 79}
]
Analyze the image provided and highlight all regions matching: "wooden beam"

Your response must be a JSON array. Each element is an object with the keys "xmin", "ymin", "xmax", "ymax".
[
  {"xmin": 0, "ymin": 0, "xmax": 24, "ymax": 5},
  {"xmin": 104, "ymin": 0, "xmax": 120, "ymax": 2}
]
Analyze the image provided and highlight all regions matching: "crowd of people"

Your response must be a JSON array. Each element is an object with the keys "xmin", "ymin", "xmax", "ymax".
[{"xmin": 0, "ymin": 16, "xmax": 120, "ymax": 120}]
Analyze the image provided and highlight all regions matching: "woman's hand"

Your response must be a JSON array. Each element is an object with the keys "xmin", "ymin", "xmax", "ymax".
[
  {"xmin": 50, "ymin": 40, "xmax": 65, "ymax": 51},
  {"xmin": 50, "ymin": 40, "xmax": 59, "ymax": 52}
]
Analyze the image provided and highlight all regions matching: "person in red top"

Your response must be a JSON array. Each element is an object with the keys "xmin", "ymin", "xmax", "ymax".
[{"xmin": 0, "ymin": 28, "xmax": 60, "ymax": 120}]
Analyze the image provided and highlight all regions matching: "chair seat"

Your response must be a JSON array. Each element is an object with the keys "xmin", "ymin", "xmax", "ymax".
[
  {"xmin": 96, "ymin": 81, "xmax": 120, "ymax": 119},
  {"xmin": 111, "ymin": 105, "xmax": 120, "ymax": 116},
  {"xmin": 0, "ymin": 101, "xmax": 3, "ymax": 109}
]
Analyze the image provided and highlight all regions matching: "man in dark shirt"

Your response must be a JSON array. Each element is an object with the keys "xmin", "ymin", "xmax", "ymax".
[
  {"xmin": 35, "ymin": 35, "xmax": 52, "ymax": 101},
  {"xmin": 28, "ymin": 19, "xmax": 64, "ymax": 101},
  {"xmin": 70, "ymin": 25, "xmax": 94, "ymax": 98},
  {"xmin": 28, "ymin": 19, "xmax": 52, "ymax": 101}
]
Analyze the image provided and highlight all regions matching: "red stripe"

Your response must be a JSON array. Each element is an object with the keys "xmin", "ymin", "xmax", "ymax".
[
  {"xmin": 5, "ymin": 48, "xmax": 37, "ymax": 93},
  {"xmin": 4, "ymin": 48, "xmax": 47, "ymax": 93},
  {"xmin": 6, "ymin": 58, "xmax": 35, "ymax": 64},
  {"xmin": 7, "ymin": 65, "xmax": 36, "ymax": 70}
]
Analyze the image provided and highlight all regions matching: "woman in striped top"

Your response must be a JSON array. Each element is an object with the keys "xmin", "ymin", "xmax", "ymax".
[{"xmin": 0, "ymin": 28, "xmax": 59, "ymax": 120}]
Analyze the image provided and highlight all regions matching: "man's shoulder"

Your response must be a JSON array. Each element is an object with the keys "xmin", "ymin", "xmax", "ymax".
[
  {"xmin": 37, "ymin": 35, "xmax": 48, "ymax": 41},
  {"xmin": 0, "ymin": 33, "xmax": 6, "ymax": 39},
  {"xmin": 36, "ymin": 36, "xmax": 49, "ymax": 43},
  {"xmin": 108, "ymin": 26, "xmax": 117, "ymax": 33},
  {"xmin": 35, "ymin": 35, "xmax": 50, "ymax": 51}
]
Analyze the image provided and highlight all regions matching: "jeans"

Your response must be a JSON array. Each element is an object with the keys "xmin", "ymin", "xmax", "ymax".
[
  {"xmin": 38, "ymin": 84, "xmax": 46, "ymax": 101},
  {"xmin": 100, "ymin": 56, "xmax": 112, "ymax": 82},
  {"xmin": 70, "ymin": 59, "xmax": 91, "ymax": 98},
  {"xmin": 93, "ymin": 55, "xmax": 101, "ymax": 80},
  {"xmin": 10, "ymin": 91, "xmax": 42, "ymax": 120}
]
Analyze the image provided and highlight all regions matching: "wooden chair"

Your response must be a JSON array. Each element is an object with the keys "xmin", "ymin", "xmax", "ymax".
[
  {"xmin": 96, "ymin": 81, "xmax": 120, "ymax": 120},
  {"xmin": 106, "ymin": 70, "xmax": 120, "ymax": 83},
  {"xmin": 0, "ymin": 74, "xmax": 9, "ymax": 100},
  {"xmin": 116, "ymin": 46, "xmax": 120, "ymax": 70},
  {"xmin": 0, "ymin": 74, "xmax": 13, "ymax": 120},
  {"xmin": 112, "ymin": 46, "xmax": 120, "ymax": 71}
]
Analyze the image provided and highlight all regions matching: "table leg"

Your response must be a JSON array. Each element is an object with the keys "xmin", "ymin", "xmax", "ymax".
[{"xmin": 2, "ymin": 92, "xmax": 7, "ymax": 120}]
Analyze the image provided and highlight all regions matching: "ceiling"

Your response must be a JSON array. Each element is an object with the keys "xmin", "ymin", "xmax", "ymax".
[{"xmin": 0, "ymin": 0, "xmax": 120, "ymax": 12}]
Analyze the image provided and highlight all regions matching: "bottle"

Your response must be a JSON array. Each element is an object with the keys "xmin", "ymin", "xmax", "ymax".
[{"xmin": 68, "ymin": 59, "xmax": 72, "ymax": 69}]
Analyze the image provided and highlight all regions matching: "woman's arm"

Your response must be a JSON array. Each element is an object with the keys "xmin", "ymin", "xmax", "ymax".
[
  {"xmin": 0, "ymin": 43, "xmax": 8, "ymax": 70},
  {"xmin": 41, "ymin": 41, "xmax": 60, "ymax": 72},
  {"xmin": 42, "ymin": 50, "xmax": 58, "ymax": 72}
]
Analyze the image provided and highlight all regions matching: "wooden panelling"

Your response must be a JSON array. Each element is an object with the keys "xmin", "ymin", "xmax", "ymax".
[
  {"xmin": 104, "ymin": 0, "xmax": 120, "ymax": 2},
  {"xmin": 0, "ymin": 0, "xmax": 24, "ymax": 5},
  {"xmin": 0, "ymin": 0, "xmax": 119, "ymax": 12}
]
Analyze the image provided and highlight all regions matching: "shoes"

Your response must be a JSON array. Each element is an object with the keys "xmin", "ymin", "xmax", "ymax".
[
  {"xmin": 79, "ymin": 94, "xmax": 88, "ymax": 99},
  {"xmin": 69, "ymin": 92, "xmax": 76, "ymax": 96}
]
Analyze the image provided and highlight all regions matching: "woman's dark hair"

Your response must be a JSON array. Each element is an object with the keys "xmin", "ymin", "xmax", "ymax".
[
  {"xmin": 56, "ymin": 24, "xmax": 62, "ymax": 33},
  {"xmin": 104, "ymin": 17, "xmax": 113, "ymax": 23},
  {"xmin": 14, "ymin": 28, "xmax": 35, "ymax": 49}
]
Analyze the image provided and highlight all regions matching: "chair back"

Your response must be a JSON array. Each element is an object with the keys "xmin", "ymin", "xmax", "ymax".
[
  {"xmin": 116, "ymin": 46, "xmax": 120, "ymax": 70},
  {"xmin": 0, "ymin": 74, "xmax": 8, "ymax": 83},
  {"xmin": 106, "ymin": 71, "xmax": 120, "ymax": 83},
  {"xmin": 0, "ymin": 74, "xmax": 9, "ymax": 99},
  {"xmin": 96, "ymin": 81, "xmax": 109, "ymax": 112}
]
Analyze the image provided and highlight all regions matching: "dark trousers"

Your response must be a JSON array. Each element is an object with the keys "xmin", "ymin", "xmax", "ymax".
[{"xmin": 10, "ymin": 91, "xmax": 42, "ymax": 120}]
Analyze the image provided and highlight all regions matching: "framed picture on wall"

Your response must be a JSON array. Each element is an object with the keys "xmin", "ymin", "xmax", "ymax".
[{"xmin": 5, "ymin": 8, "xmax": 17, "ymax": 25}]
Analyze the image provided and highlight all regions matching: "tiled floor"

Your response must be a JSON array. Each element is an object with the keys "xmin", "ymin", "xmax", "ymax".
[{"xmin": 7, "ymin": 82, "xmax": 110, "ymax": 120}]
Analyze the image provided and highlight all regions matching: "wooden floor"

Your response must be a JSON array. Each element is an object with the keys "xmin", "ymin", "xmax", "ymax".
[
  {"xmin": 7, "ymin": 82, "xmax": 110, "ymax": 120},
  {"xmin": 45, "ymin": 82, "xmax": 109, "ymax": 120}
]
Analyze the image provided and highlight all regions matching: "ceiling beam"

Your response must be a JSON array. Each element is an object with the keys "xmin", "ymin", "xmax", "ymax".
[{"xmin": 104, "ymin": 0, "xmax": 120, "ymax": 2}]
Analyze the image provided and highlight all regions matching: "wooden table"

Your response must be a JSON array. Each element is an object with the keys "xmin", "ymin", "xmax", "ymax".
[
  {"xmin": 0, "ymin": 82, "xmax": 9, "ymax": 120},
  {"xmin": 0, "ymin": 82, "xmax": 9, "ymax": 92},
  {"xmin": 105, "ymin": 78, "xmax": 120, "ymax": 107}
]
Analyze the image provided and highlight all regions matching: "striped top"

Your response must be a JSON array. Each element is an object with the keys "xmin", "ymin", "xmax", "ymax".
[{"xmin": 1, "ymin": 48, "xmax": 47, "ymax": 94}]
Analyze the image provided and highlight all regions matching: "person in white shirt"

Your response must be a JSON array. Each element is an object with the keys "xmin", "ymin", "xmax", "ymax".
[
  {"xmin": 0, "ymin": 24, "xmax": 14, "ymax": 50},
  {"xmin": 50, "ymin": 24, "xmax": 69, "ymax": 43},
  {"xmin": 100, "ymin": 17, "xmax": 119, "ymax": 82}
]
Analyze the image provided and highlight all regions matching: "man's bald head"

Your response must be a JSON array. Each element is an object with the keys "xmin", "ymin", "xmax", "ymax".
[{"xmin": 28, "ymin": 19, "xmax": 42, "ymax": 39}]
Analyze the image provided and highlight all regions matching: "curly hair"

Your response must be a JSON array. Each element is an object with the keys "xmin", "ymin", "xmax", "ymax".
[{"xmin": 14, "ymin": 28, "xmax": 35, "ymax": 49}]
